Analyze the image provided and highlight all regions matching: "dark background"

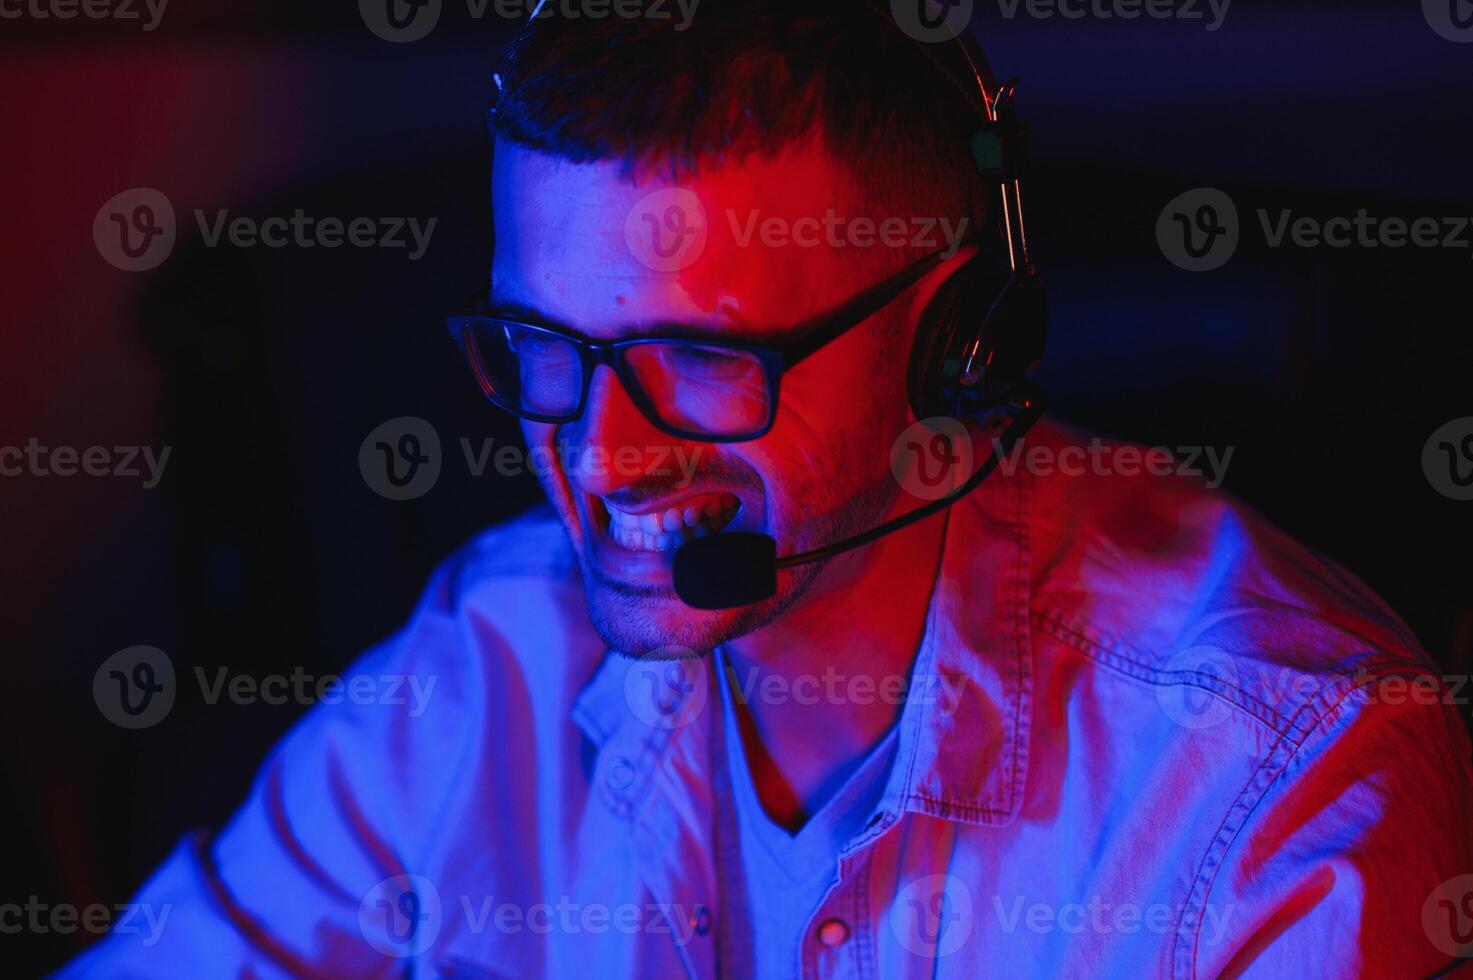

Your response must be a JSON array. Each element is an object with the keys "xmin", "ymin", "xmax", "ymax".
[{"xmin": 3, "ymin": 2, "xmax": 1471, "ymax": 974}]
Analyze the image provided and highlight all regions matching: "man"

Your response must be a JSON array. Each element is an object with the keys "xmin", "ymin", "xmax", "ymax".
[{"xmin": 64, "ymin": 2, "xmax": 1472, "ymax": 977}]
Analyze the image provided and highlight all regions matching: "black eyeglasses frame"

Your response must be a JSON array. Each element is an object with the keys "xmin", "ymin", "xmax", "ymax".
[{"xmin": 446, "ymin": 244, "xmax": 967, "ymax": 443}]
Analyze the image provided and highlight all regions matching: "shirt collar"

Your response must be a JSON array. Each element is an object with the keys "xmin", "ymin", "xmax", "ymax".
[
  {"xmin": 572, "ymin": 463, "xmax": 1034, "ymax": 829},
  {"xmin": 882, "ymin": 463, "xmax": 1034, "ymax": 826}
]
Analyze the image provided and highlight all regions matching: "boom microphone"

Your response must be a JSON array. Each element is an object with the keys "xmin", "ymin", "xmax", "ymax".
[{"xmin": 672, "ymin": 384, "xmax": 1045, "ymax": 610}]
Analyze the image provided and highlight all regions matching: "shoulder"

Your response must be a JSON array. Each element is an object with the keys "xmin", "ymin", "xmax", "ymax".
[
  {"xmin": 426, "ymin": 502, "xmax": 577, "ymax": 609},
  {"xmin": 269, "ymin": 503, "xmax": 595, "ymax": 767},
  {"xmin": 400, "ymin": 502, "xmax": 603, "ymax": 702},
  {"xmin": 248, "ymin": 504, "xmax": 599, "ymax": 842},
  {"xmin": 1022, "ymin": 416, "xmax": 1441, "ymax": 737},
  {"xmin": 1015, "ymin": 419, "xmax": 1471, "ymax": 974}
]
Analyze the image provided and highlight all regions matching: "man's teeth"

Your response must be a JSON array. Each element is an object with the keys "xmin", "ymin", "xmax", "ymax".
[{"xmin": 605, "ymin": 495, "xmax": 740, "ymax": 552}]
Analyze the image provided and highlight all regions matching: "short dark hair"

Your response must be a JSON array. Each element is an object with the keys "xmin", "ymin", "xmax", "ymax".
[{"xmin": 492, "ymin": 0, "xmax": 989, "ymax": 267}]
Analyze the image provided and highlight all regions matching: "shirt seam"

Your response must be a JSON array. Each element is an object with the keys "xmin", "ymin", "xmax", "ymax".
[
  {"xmin": 1030, "ymin": 607, "xmax": 1296, "ymax": 733},
  {"xmin": 1173, "ymin": 663, "xmax": 1448, "ymax": 979}
]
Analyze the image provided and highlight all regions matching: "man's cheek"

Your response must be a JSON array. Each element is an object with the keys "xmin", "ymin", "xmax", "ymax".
[{"xmin": 742, "ymin": 446, "xmax": 814, "ymax": 523}]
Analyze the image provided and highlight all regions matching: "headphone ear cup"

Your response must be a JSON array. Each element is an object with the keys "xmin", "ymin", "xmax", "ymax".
[
  {"xmin": 975, "ymin": 273, "xmax": 1048, "ymax": 402},
  {"xmin": 906, "ymin": 282, "xmax": 959, "ymax": 421},
  {"xmin": 907, "ymin": 251, "xmax": 1007, "ymax": 420}
]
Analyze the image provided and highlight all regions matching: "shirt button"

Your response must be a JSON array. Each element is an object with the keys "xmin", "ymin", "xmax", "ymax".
[
  {"xmin": 606, "ymin": 756, "xmax": 635, "ymax": 789},
  {"xmin": 816, "ymin": 918, "xmax": 850, "ymax": 947}
]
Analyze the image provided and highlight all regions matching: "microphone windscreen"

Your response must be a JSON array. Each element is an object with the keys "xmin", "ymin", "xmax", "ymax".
[{"xmin": 672, "ymin": 533, "xmax": 778, "ymax": 610}]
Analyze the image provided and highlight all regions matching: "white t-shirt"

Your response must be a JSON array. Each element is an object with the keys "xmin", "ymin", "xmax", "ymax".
[{"xmin": 712, "ymin": 647, "xmax": 900, "ymax": 979}]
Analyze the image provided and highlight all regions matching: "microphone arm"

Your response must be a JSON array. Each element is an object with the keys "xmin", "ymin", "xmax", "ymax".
[
  {"xmin": 672, "ymin": 382, "xmax": 1046, "ymax": 610},
  {"xmin": 776, "ymin": 381, "xmax": 1046, "ymax": 569}
]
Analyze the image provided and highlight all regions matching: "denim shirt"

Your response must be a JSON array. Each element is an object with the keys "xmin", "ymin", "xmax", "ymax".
[{"xmin": 59, "ymin": 418, "xmax": 1473, "ymax": 979}]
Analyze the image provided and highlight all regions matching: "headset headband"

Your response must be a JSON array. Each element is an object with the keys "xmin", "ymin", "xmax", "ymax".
[{"xmin": 857, "ymin": 1, "xmax": 998, "ymax": 121}]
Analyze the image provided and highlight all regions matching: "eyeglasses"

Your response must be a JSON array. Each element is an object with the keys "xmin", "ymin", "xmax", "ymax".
[{"xmin": 447, "ymin": 247, "xmax": 963, "ymax": 443}]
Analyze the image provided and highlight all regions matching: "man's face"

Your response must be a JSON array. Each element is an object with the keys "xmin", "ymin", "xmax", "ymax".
[{"xmin": 491, "ymin": 138, "xmax": 930, "ymax": 657}]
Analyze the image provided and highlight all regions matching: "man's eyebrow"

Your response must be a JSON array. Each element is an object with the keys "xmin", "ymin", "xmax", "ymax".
[
  {"xmin": 482, "ymin": 299, "xmax": 559, "ymax": 327},
  {"xmin": 481, "ymin": 299, "xmax": 802, "ymax": 347}
]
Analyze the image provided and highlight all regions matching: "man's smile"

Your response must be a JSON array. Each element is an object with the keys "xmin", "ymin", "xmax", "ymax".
[
  {"xmin": 597, "ymin": 490, "xmax": 742, "ymax": 552},
  {"xmin": 580, "ymin": 485, "xmax": 752, "ymax": 588}
]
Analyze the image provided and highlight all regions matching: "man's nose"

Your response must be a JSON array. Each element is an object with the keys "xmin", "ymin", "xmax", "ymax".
[{"xmin": 563, "ymin": 365, "xmax": 672, "ymax": 497}]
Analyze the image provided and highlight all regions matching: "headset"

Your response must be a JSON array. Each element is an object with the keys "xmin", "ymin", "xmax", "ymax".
[
  {"xmin": 483, "ymin": 1, "xmax": 1049, "ymax": 609},
  {"xmin": 851, "ymin": 2, "xmax": 1049, "ymax": 424}
]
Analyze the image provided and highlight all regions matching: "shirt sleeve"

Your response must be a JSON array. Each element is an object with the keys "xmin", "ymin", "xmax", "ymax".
[
  {"xmin": 1186, "ymin": 667, "xmax": 1473, "ymax": 979},
  {"xmin": 54, "ymin": 564, "xmax": 478, "ymax": 979}
]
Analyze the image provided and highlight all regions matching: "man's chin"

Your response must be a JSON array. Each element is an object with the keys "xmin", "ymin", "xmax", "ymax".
[{"xmin": 580, "ymin": 566, "xmax": 798, "ymax": 659}]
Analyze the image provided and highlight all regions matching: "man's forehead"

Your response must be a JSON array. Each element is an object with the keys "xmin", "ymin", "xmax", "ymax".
[{"xmin": 490, "ymin": 139, "xmax": 869, "ymax": 338}]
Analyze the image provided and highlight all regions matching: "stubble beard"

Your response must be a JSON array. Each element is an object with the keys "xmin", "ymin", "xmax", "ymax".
[{"xmin": 572, "ymin": 462, "xmax": 899, "ymax": 661}]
